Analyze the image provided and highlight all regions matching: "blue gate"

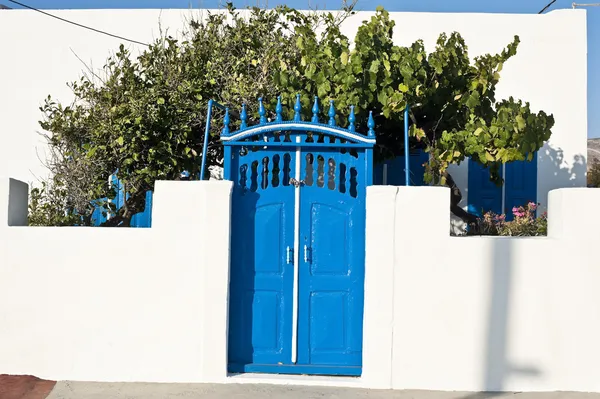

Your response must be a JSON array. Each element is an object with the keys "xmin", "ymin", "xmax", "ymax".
[{"xmin": 222, "ymin": 96, "xmax": 375, "ymax": 376}]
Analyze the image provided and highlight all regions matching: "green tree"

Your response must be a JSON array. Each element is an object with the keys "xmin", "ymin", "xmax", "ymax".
[
  {"xmin": 36, "ymin": 5, "xmax": 321, "ymax": 226},
  {"xmin": 28, "ymin": 181, "xmax": 84, "ymax": 226},
  {"xmin": 34, "ymin": 5, "xmax": 554, "ymax": 226},
  {"xmin": 273, "ymin": 6, "xmax": 554, "ymax": 185}
]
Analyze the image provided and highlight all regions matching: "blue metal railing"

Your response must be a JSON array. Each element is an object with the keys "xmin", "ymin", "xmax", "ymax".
[{"xmin": 87, "ymin": 101, "xmax": 416, "ymax": 227}]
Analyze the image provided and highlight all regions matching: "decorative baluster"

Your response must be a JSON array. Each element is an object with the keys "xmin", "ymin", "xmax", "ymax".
[
  {"xmin": 328, "ymin": 100, "xmax": 336, "ymax": 127},
  {"xmin": 311, "ymin": 96, "xmax": 320, "ymax": 123},
  {"xmin": 240, "ymin": 103, "xmax": 248, "ymax": 130},
  {"xmin": 258, "ymin": 97, "xmax": 267, "ymax": 124},
  {"xmin": 368, "ymin": 110, "xmax": 375, "ymax": 138},
  {"xmin": 275, "ymin": 96, "xmax": 283, "ymax": 122},
  {"xmin": 222, "ymin": 107, "xmax": 230, "ymax": 135},
  {"xmin": 294, "ymin": 94, "xmax": 302, "ymax": 122},
  {"xmin": 348, "ymin": 105, "xmax": 356, "ymax": 132}
]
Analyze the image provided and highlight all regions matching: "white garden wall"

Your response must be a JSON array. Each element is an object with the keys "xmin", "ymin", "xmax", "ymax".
[
  {"xmin": 365, "ymin": 186, "xmax": 600, "ymax": 392},
  {"xmin": 0, "ymin": 8, "xmax": 588, "ymax": 213},
  {"xmin": 1, "ymin": 178, "xmax": 600, "ymax": 392},
  {"xmin": 0, "ymin": 179, "xmax": 233, "ymax": 383}
]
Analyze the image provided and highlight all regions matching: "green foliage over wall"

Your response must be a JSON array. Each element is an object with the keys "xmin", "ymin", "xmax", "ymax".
[{"xmin": 33, "ymin": 4, "xmax": 554, "ymax": 226}]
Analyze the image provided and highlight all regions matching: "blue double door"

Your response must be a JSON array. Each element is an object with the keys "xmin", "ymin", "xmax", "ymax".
[
  {"xmin": 467, "ymin": 156, "xmax": 538, "ymax": 220},
  {"xmin": 228, "ymin": 147, "xmax": 365, "ymax": 376}
]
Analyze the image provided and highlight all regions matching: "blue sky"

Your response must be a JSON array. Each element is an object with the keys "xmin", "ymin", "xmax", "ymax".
[{"xmin": 6, "ymin": 0, "xmax": 599, "ymax": 138}]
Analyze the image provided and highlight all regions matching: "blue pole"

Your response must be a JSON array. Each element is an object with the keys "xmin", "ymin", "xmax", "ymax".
[
  {"xmin": 200, "ymin": 99, "xmax": 214, "ymax": 180},
  {"xmin": 404, "ymin": 104, "xmax": 410, "ymax": 186}
]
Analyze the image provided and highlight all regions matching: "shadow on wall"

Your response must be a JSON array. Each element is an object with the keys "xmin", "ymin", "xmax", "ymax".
[
  {"xmin": 537, "ymin": 145, "xmax": 586, "ymax": 208},
  {"xmin": 486, "ymin": 240, "xmax": 541, "ymax": 391},
  {"xmin": 459, "ymin": 239, "xmax": 542, "ymax": 396},
  {"xmin": 449, "ymin": 150, "xmax": 584, "ymax": 392}
]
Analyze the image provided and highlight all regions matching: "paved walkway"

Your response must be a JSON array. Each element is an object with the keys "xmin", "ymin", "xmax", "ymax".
[{"xmin": 46, "ymin": 382, "xmax": 600, "ymax": 399}]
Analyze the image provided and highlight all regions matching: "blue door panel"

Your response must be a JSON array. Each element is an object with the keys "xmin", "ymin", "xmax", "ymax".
[
  {"xmin": 468, "ymin": 155, "xmax": 538, "ymax": 220},
  {"xmin": 504, "ymin": 156, "xmax": 537, "ymax": 220},
  {"xmin": 468, "ymin": 159, "xmax": 503, "ymax": 217},
  {"xmin": 373, "ymin": 150, "xmax": 428, "ymax": 186},
  {"xmin": 228, "ymin": 150, "xmax": 295, "ymax": 369},
  {"xmin": 255, "ymin": 204, "xmax": 285, "ymax": 273},
  {"xmin": 297, "ymin": 149, "xmax": 365, "ymax": 370},
  {"xmin": 309, "ymin": 204, "xmax": 349, "ymax": 275},
  {"xmin": 247, "ymin": 290, "xmax": 283, "ymax": 353}
]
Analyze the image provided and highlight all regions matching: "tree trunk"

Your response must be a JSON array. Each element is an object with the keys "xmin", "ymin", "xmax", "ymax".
[
  {"xmin": 100, "ymin": 191, "xmax": 146, "ymax": 227},
  {"xmin": 444, "ymin": 171, "xmax": 479, "ymax": 225}
]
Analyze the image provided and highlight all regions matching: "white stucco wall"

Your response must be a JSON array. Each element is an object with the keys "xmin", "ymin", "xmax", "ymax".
[
  {"xmin": 0, "ymin": 179, "xmax": 233, "ymax": 383},
  {"xmin": 2, "ymin": 178, "xmax": 600, "ymax": 392},
  {"xmin": 364, "ymin": 185, "xmax": 600, "ymax": 392},
  {"xmin": 0, "ymin": 8, "xmax": 587, "ymax": 211}
]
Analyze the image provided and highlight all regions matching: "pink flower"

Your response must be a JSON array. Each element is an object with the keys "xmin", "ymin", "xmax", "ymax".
[{"xmin": 528, "ymin": 202, "xmax": 537, "ymax": 210}]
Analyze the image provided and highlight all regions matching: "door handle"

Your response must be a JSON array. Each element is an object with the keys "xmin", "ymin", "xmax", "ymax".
[
  {"xmin": 304, "ymin": 245, "xmax": 309, "ymax": 263},
  {"xmin": 287, "ymin": 246, "xmax": 291, "ymax": 264}
]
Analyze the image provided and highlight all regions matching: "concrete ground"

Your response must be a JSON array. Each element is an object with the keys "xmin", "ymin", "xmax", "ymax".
[{"xmin": 45, "ymin": 382, "xmax": 600, "ymax": 399}]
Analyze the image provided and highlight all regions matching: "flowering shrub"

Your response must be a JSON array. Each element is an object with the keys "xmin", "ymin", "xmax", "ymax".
[{"xmin": 474, "ymin": 202, "xmax": 547, "ymax": 236}]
